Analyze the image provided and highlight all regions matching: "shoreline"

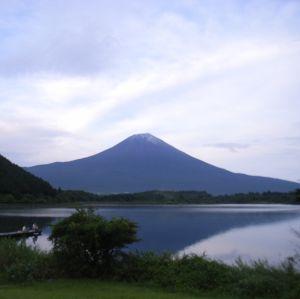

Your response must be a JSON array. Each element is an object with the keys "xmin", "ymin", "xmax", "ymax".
[{"xmin": 0, "ymin": 201, "xmax": 299, "ymax": 209}]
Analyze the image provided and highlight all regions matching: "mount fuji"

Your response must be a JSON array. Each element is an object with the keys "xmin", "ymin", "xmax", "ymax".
[{"xmin": 25, "ymin": 133, "xmax": 299, "ymax": 195}]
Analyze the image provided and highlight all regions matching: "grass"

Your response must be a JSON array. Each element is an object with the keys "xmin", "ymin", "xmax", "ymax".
[{"xmin": 0, "ymin": 280, "xmax": 234, "ymax": 299}]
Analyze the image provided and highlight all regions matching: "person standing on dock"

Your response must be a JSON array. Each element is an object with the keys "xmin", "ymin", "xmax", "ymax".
[{"xmin": 32, "ymin": 223, "xmax": 38, "ymax": 231}]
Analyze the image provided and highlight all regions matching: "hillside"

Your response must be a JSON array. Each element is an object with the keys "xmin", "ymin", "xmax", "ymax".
[
  {"xmin": 0, "ymin": 154, "xmax": 56, "ymax": 197},
  {"xmin": 25, "ymin": 133, "xmax": 300, "ymax": 195}
]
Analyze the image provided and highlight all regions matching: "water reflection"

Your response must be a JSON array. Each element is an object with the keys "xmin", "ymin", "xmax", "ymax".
[
  {"xmin": 179, "ymin": 217, "xmax": 300, "ymax": 264},
  {"xmin": 0, "ymin": 205, "xmax": 299, "ymax": 264}
]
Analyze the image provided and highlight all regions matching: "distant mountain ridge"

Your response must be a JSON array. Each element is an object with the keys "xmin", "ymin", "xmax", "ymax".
[
  {"xmin": 25, "ymin": 133, "xmax": 300, "ymax": 195},
  {"xmin": 0, "ymin": 154, "xmax": 56, "ymax": 196}
]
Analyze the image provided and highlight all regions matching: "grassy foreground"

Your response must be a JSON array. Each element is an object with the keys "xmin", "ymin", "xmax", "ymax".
[{"xmin": 0, "ymin": 280, "xmax": 232, "ymax": 299}]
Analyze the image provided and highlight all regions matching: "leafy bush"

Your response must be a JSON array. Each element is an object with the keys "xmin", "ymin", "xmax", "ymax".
[
  {"xmin": 114, "ymin": 252, "xmax": 300, "ymax": 298},
  {"xmin": 0, "ymin": 239, "xmax": 54, "ymax": 282},
  {"xmin": 232, "ymin": 259, "xmax": 300, "ymax": 299},
  {"xmin": 114, "ymin": 252, "xmax": 234, "ymax": 293},
  {"xmin": 49, "ymin": 209, "xmax": 139, "ymax": 278}
]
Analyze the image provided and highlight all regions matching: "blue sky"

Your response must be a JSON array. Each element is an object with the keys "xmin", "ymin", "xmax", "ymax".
[{"xmin": 0, "ymin": 0, "xmax": 299, "ymax": 182}]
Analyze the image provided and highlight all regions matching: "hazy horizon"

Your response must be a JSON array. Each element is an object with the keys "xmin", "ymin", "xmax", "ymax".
[{"xmin": 0, "ymin": 0, "xmax": 299, "ymax": 182}]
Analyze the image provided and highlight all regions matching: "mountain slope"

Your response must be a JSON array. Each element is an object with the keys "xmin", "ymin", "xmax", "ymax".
[
  {"xmin": 0, "ymin": 154, "xmax": 56, "ymax": 196},
  {"xmin": 25, "ymin": 133, "xmax": 300, "ymax": 195}
]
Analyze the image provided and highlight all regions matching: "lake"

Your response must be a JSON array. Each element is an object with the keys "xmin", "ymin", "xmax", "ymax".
[{"xmin": 0, "ymin": 204, "xmax": 300, "ymax": 264}]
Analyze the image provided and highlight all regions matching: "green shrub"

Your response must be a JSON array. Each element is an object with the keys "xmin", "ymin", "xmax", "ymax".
[
  {"xmin": 114, "ymin": 252, "xmax": 234, "ymax": 293},
  {"xmin": 114, "ymin": 251, "xmax": 173, "ymax": 283},
  {"xmin": 113, "ymin": 252, "xmax": 300, "ymax": 298},
  {"xmin": 49, "ymin": 209, "xmax": 139, "ymax": 278},
  {"xmin": 233, "ymin": 259, "xmax": 300, "ymax": 298},
  {"xmin": 0, "ymin": 239, "xmax": 54, "ymax": 282}
]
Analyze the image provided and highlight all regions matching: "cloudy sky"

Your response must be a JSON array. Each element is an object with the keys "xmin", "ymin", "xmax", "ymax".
[{"xmin": 0, "ymin": 0, "xmax": 299, "ymax": 182}]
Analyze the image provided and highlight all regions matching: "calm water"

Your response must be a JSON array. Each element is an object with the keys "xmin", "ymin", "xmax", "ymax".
[{"xmin": 0, "ymin": 204, "xmax": 300, "ymax": 264}]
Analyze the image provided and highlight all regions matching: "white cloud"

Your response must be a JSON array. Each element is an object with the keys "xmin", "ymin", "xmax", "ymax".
[{"xmin": 0, "ymin": 0, "xmax": 299, "ymax": 181}]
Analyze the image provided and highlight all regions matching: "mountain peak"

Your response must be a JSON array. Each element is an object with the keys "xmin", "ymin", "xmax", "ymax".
[{"xmin": 126, "ymin": 133, "xmax": 163, "ymax": 145}]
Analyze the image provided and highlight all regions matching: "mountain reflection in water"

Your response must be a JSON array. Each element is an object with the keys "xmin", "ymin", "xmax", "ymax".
[{"xmin": 0, "ymin": 204, "xmax": 299, "ymax": 264}]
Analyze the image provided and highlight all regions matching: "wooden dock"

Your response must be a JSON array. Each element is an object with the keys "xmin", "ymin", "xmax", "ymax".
[{"xmin": 0, "ymin": 229, "xmax": 42, "ymax": 239}]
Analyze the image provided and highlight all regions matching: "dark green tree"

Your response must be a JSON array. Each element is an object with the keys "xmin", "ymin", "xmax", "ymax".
[
  {"xmin": 0, "ymin": 154, "xmax": 56, "ymax": 197},
  {"xmin": 49, "ymin": 209, "xmax": 138, "ymax": 277}
]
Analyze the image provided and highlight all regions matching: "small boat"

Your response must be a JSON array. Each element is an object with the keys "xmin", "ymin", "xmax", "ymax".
[{"xmin": 0, "ymin": 229, "xmax": 42, "ymax": 239}]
